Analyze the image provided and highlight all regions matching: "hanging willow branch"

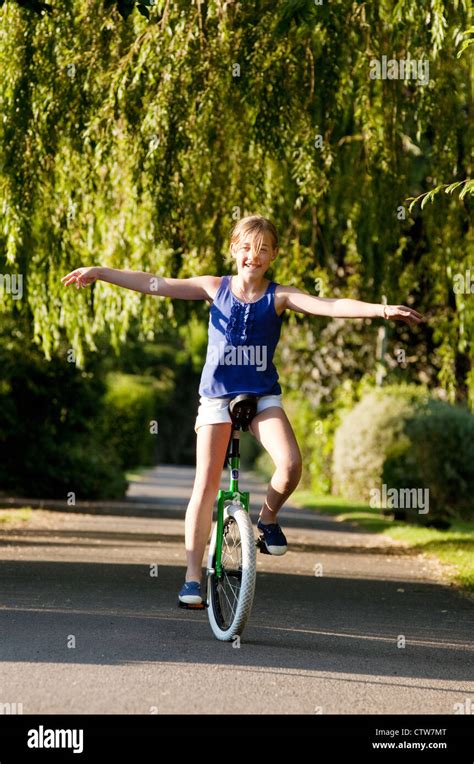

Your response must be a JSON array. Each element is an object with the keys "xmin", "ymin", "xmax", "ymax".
[
  {"xmin": 407, "ymin": 180, "xmax": 474, "ymax": 212},
  {"xmin": 0, "ymin": 0, "xmax": 472, "ymax": 406}
]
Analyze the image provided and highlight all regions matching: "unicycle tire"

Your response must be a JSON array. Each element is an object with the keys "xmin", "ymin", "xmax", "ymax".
[{"xmin": 206, "ymin": 505, "xmax": 256, "ymax": 641}]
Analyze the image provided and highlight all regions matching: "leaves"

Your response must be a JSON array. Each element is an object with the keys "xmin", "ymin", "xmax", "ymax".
[
  {"xmin": 407, "ymin": 180, "xmax": 473, "ymax": 212},
  {"xmin": 456, "ymin": 25, "xmax": 474, "ymax": 58},
  {"xmin": 0, "ymin": 0, "xmax": 472, "ymax": 412}
]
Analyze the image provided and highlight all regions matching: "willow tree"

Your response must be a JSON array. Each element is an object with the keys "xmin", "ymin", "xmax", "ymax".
[{"xmin": 0, "ymin": 0, "xmax": 472, "ymax": 405}]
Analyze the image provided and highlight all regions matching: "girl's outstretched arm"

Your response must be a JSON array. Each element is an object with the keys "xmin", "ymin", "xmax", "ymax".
[
  {"xmin": 278, "ymin": 285, "xmax": 424, "ymax": 326},
  {"xmin": 61, "ymin": 267, "xmax": 220, "ymax": 301}
]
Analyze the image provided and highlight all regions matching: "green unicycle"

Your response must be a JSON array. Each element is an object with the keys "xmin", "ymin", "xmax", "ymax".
[{"xmin": 206, "ymin": 394, "xmax": 267, "ymax": 642}]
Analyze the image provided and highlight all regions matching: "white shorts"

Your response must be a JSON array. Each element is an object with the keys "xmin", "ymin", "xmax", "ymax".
[{"xmin": 194, "ymin": 393, "xmax": 284, "ymax": 432}]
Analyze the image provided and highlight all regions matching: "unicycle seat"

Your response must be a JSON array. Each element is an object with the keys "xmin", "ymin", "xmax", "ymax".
[{"xmin": 228, "ymin": 394, "xmax": 258, "ymax": 430}]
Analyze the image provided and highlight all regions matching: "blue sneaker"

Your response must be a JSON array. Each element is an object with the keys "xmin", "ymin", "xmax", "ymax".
[
  {"xmin": 178, "ymin": 580, "xmax": 203, "ymax": 606},
  {"xmin": 257, "ymin": 519, "xmax": 288, "ymax": 556}
]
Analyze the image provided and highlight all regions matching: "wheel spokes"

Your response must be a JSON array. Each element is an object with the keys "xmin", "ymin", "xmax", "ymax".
[{"xmin": 217, "ymin": 517, "xmax": 243, "ymax": 628}]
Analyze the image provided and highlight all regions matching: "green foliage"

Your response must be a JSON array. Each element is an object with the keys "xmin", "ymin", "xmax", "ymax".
[
  {"xmin": 0, "ymin": 305, "xmax": 203, "ymax": 499},
  {"xmin": 51, "ymin": 439, "xmax": 128, "ymax": 499},
  {"xmin": 407, "ymin": 179, "xmax": 474, "ymax": 212},
  {"xmin": 0, "ymin": 0, "xmax": 471, "ymax": 410},
  {"xmin": 178, "ymin": 316, "xmax": 208, "ymax": 374},
  {"xmin": 456, "ymin": 24, "xmax": 474, "ymax": 57},
  {"xmin": 332, "ymin": 384, "xmax": 431, "ymax": 501},
  {"xmin": 0, "ymin": 317, "xmax": 127, "ymax": 499},
  {"xmin": 0, "ymin": 0, "xmax": 472, "ymax": 489},
  {"xmin": 383, "ymin": 400, "xmax": 474, "ymax": 522},
  {"xmin": 333, "ymin": 384, "xmax": 474, "ymax": 524},
  {"xmin": 100, "ymin": 371, "xmax": 165, "ymax": 469},
  {"xmin": 100, "ymin": 320, "xmax": 203, "ymax": 466}
]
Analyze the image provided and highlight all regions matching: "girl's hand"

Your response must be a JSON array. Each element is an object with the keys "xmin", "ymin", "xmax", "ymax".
[
  {"xmin": 383, "ymin": 305, "xmax": 424, "ymax": 326},
  {"xmin": 61, "ymin": 266, "xmax": 99, "ymax": 289}
]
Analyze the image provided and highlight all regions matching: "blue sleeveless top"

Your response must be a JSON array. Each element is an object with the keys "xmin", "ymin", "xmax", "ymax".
[{"xmin": 198, "ymin": 275, "xmax": 284, "ymax": 398}]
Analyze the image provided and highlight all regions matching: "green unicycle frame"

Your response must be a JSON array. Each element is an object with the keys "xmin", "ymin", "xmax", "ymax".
[{"xmin": 214, "ymin": 427, "xmax": 250, "ymax": 579}]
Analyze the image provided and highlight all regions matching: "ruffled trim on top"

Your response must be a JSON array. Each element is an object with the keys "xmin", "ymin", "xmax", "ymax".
[{"xmin": 225, "ymin": 297, "xmax": 256, "ymax": 345}]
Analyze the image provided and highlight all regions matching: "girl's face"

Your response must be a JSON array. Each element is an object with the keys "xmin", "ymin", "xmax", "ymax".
[{"xmin": 231, "ymin": 231, "xmax": 278, "ymax": 276}]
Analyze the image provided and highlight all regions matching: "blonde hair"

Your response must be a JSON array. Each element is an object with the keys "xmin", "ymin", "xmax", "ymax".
[{"xmin": 228, "ymin": 215, "xmax": 278, "ymax": 262}]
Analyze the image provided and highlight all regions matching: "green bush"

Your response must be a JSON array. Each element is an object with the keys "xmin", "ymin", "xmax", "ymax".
[
  {"xmin": 51, "ymin": 439, "xmax": 127, "ymax": 500},
  {"xmin": 100, "ymin": 372, "xmax": 169, "ymax": 470},
  {"xmin": 383, "ymin": 400, "xmax": 474, "ymax": 522},
  {"xmin": 100, "ymin": 361, "xmax": 202, "ymax": 469},
  {"xmin": 332, "ymin": 387, "xmax": 419, "ymax": 496},
  {"xmin": 102, "ymin": 327, "xmax": 203, "ymax": 466},
  {"xmin": 0, "ymin": 327, "xmax": 127, "ymax": 500},
  {"xmin": 332, "ymin": 384, "xmax": 474, "ymax": 523},
  {"xmin": 332, "ymin": 384, "xmax": 430, "ymax": 500},
  {"xmin": 0, "ymin": 317, "xmax": 202, "ymax": 499}
]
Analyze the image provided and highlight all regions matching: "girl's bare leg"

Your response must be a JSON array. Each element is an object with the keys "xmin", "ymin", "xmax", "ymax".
[
  {"xmin": 249, "ymin": 408, "xmax": 302, "ymax": 523},
  {"xmin": 184, "ymin": 422, "xmax": 232, "ymax": 583}
]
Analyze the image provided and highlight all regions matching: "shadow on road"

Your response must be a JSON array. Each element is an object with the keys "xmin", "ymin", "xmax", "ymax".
[{"xmin": 0, "ymin": 557, "xmax": 472, "ymax": 687}]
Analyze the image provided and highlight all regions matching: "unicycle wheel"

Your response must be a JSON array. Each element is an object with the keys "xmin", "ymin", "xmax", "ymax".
[{"xmin": 206, "ymin": 505, "xmax": 256, "ymax": 641}]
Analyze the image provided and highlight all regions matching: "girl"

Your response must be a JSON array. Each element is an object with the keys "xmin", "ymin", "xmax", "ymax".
[{"xmin": 61, "ymin": 215, "xmax": 423, "ymax": 606}]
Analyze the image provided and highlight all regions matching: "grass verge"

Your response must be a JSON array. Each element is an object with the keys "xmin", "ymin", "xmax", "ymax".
[
  {"xmin": 291, "ymin": 490, "xmax": 474, "ymax": 593},
  {"xmin": 0, "ymin": 508, "xmax": 33, "ymax": 525}
]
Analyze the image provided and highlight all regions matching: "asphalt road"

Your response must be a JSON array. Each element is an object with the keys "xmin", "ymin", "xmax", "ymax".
[{"xmin": 0, "ymin": 465, "xmax": 473, "ymax": 714}]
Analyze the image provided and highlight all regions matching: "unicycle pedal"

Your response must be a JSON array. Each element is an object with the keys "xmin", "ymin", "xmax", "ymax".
[
  {"xmin": 178, "ymin": 600, "xmax": 208, "ymax": 610},
  {"xmin": 256, "ymin": 535, "xmax": 271, "ymax": 555}
]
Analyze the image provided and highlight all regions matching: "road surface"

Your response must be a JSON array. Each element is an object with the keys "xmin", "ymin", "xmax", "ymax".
[{"xmin": 0, "ymin": 465, "xmax": 472, "ymax": 714}]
